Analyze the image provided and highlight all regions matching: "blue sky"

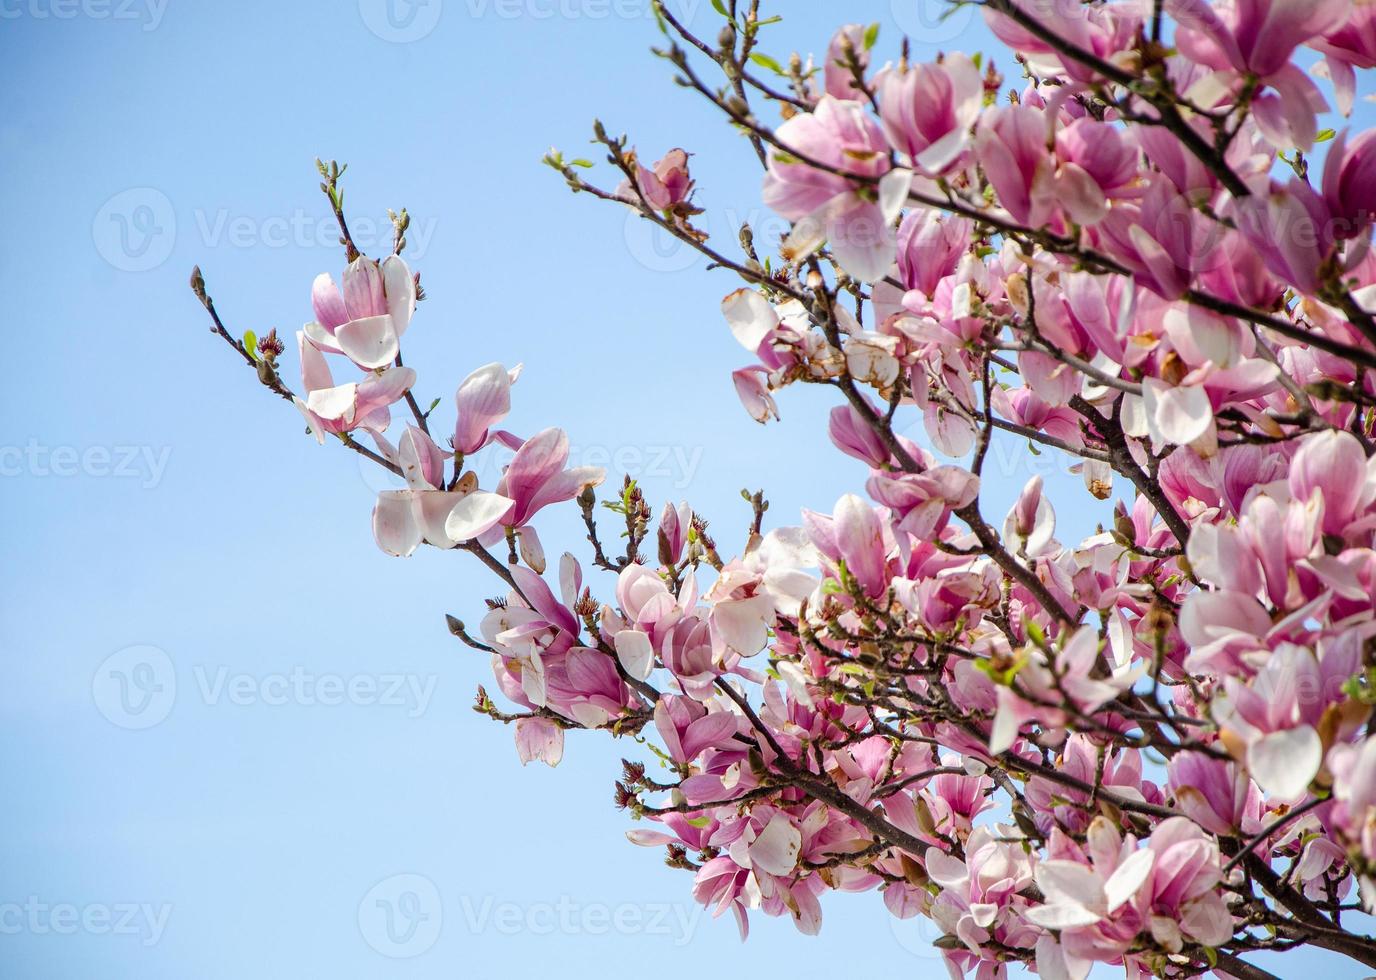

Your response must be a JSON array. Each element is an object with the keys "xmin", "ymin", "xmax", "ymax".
[{"xmin": 0, "ymin": 1, "xmax": 1369, "ymax": 977}]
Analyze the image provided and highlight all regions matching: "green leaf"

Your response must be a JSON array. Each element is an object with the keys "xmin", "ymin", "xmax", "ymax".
[
  {"xmin": 710, "ymin": 0, "xmax": 728, "ymax": 17},
  {"xmin": 1315, "ymin": 129, "xmax": 1337, "ymax": 143},
  {"xmin": 863, "ymin": 22, "xmax": 879, "ymax": 50},
  {"xmin": 749, "ymin": 52, "xmax": 783, "ymax": 73},
  {"xmin": 243, "ymin": 330, "xmax": 258, "ymax": 360},
  {"xmin": 569, "ymin": 158, "xmax": 594, "ymax": 168}
]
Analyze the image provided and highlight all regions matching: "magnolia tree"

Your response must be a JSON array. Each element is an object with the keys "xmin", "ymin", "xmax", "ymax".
[{"xmin": 189, "ymin": 1, "xmax": 1376, "ymax": 977}]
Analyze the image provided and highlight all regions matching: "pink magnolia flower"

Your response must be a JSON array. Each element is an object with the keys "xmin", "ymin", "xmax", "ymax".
[
  {"xmin": 1026, "ymin": 738, "xmax": 1163, "ymax": 836},
  {"xmin": 1214, "ymin": 643, "xmax": 1330, "ymax": 799},
  {"xmin": 453, "ymin": 361, "xmax": 522, "ymax": 455},
  {"xmin": 705, "ymin": 560, "xmax": 776, "ymax": 659},
  {"xmin": 1289, "ymin": 428, "xmax": 1376, "ymax": 537},
  {"xmin": 991, "ymin": 386, "xmax": 1083, "ymax": 448},
  {"xmin": 1322, "ymin": 129, "xmax": 1376, "ymax": 238},
  {"xmin": 828, "ymin": 401, "xmax": 891, "ymax": 468},
  {"xmin": 1166, "ymin": 751, "xmax": 1263, "ymax": 837},
  {"xmin": 927, "ymin": 825, "xmax": 1037, "ymax": 957},
  {"xmin": 619, "ymin": 148, "xmax": 697, "ymax": 213},
  {"xmin": 1095, "ymin": 176, "xmax": 1222, "ymax": 299},
  {"xmin": 895, "ymin": 207, "xmax": 971, "ymax": 298},
  {"xmin": 1031, "ymin": 817, "xmax": 1232, "ymax": 971},
  {"xmin": 1172, "ymin": 0, "xmax": 1349, "ymax": 148},
  {"xmin": 1003, "ymin": 474, "xmax": 1057, "ymax": 559},
  {"xmin": 1312, "ymin": 2, "xmax": 1376, "ymax": 115},
  {"xmin": 821, "ymin": 24, "xmax": 871, "ymax": 102},
  {"xmin": 368, "ymin": 423, "xmax": 520, "ymax": 557},
  {"xmin": 1327, "ymin": 737, "xmax": 1376, "ymax": 905},
  {"xmin": 1052, "ymin": 118, "xmax": 1139, "ymax": 226},
  {"xmin": 545, "ymin": 644, "xmax": 637, "ymax": 728},
  {"xmin": 762, "ymin": 95, "xmax": 910, "ymax": 283},
  {"xmin": 990, "ymin": 626, "xmax": 1142, "ymax": 754},
  {"xmin": 613, "ymin": 561, "xmax": 691, "ymax": 651},
  {"xmin": 1173, "ymin": 0, "xmax": 1350, "ymax": 78},
  {"xmin": 921, "ymin": 755, "xmax": 995, "ymax": 836},
  {"xmin": 294, "ymin": 331, "xmax": 414, "ymax": 442},
  {"xmin": 975, "ymin": 105, "xmax": 1056, "ymax": 228},
  {"xmin": 304, "ymin": 255, "xmax": 416, "ymax": 369},
  {"xmin": 985, "ymin": 0, "xmax": 1142, "ymax": 83},
  {"xmin": 654, "ymin": 694, "xmax": 739, "ymax": 765},
  {"xmin": 658, "ymin": 500, "xmax": 693, "ymax": 566},
  {"xmin": 866, "ymin": 465, "xmax": 980, "ymax": 540},
  {"xmin": 831, "ymin": 493, "xmax": 889, "ymax": 597},
  {"xmin": 1235, "ymin": 178, "xmax": 1337, "ymax": 295},
  {"xmin": 877, "ymin": 53, "xmax": 982, "ymax": 175},
  {"xmin": 493, "ymin": 427, "xmax": 605, "ymax": 531}
]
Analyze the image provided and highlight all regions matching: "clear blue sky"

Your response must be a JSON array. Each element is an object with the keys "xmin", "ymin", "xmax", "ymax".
[{"xmin": 0, "ymin": 1, "xmax": 1368, "ymax": 977}]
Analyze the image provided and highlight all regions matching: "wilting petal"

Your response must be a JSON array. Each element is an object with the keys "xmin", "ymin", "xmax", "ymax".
[
  {"xmin": 733, "ymin": 367, "xmax": 779, "ymax": 423},
  {"xmin": 749, "ymin": 813, "xmax": 802, "ymax": 876},
  {"xmin": 514, "ymin": 716, "xmax": 563, "ymax": 767}
]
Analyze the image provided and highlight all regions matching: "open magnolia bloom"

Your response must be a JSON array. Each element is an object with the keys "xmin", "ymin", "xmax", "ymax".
[
  {"xmin": 292, "ymin": 331, "xmax": 414, "ymax": 441},
  {"xmin": 192, "ymin": 2, "xmax": 1376, "ymax": 977},
  {"xmin": 370, "ymin": 424, "xmax": 515, "ymax": 557},
  {"xmin": 304, "ymin": 255, "xmax": 416, "ymax": 370}
]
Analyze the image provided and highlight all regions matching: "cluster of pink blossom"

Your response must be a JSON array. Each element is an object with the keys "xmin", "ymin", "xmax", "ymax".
[{"xmin": 194, "ymin": 1, "xmax": 1376, "ymax": 977}]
